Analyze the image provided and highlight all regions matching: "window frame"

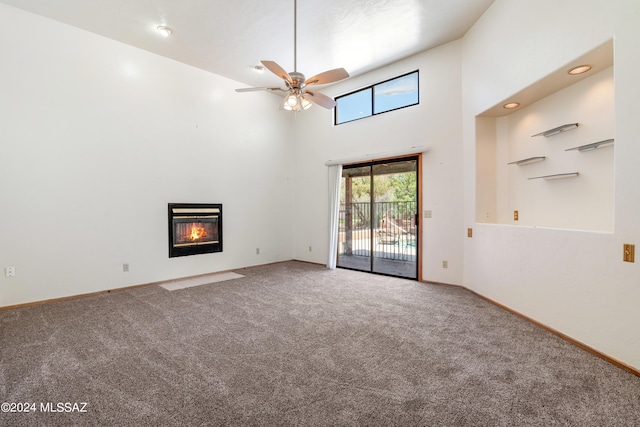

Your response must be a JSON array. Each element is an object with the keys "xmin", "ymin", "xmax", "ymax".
[{"xmin": 334, "ymin": 70, "xmax": 419, "ymax": 125}]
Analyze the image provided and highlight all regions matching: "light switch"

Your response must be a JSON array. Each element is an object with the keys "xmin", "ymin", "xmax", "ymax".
[{"xmin": 624, "ymin": 244, "xmax": 635, "ymax": 263}]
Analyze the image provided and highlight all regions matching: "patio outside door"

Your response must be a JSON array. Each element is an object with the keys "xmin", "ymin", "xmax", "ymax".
[{"xmin": 337, "ymin": 156, "xmax": 419, "ymax": 279}]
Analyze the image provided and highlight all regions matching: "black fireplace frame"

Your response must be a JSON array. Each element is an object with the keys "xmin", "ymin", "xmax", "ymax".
[{"xmin": 168, "ymin": 203, "xmax": 223, "ymax": 258}]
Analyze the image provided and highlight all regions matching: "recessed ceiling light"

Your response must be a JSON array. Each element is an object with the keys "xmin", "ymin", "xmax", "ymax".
[
  {"xmin": 568, "ymin": 65, "xmax": 592, "ymax": 75},
  {"xmin": 156, "ymin": 25, "xmax": 173, "ymax": 37},
  {"xmin": 503, "ymin": 102, "xmax": 520, "ymax": 109}
]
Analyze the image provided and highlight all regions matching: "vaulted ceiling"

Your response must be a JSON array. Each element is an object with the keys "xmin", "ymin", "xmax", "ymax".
[{"xmin": 1, "ymin": 0, "xmax": 495, "ymax": 89}]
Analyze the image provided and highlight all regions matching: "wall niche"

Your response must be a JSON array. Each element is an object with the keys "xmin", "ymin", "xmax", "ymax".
[{"xmin": 476, "ymin": 40, "xmax": 614, "ymax": 232}]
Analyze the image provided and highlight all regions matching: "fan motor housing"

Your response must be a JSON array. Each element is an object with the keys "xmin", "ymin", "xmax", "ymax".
[{"xmin": 289, "ymin": 71, "xmax": 306, "ymax": 88}]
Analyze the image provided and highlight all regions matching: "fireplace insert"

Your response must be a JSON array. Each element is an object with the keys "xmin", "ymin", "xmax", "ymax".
[{"xmin": 168, "ymin": 203, "xmax": 222, "ymax": 258}]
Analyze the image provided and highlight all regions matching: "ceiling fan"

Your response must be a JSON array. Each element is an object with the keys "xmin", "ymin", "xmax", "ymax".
[{"xmin": 235, "ymin": 0, "xmax": 350, "ymax": 111}]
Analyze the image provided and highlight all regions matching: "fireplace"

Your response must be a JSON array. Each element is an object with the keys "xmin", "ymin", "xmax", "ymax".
[{"xmin": 168, "ymin": 203, "xmax": 222, "ymax": 258}]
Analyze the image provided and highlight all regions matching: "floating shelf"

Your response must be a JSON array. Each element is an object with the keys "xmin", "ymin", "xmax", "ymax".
[
  {"xmin": 528, "ymin": 172, "xmax": 579, "ymax": 180},
  {"xmin": 565, "ymin": 138, "xmax": 614, "ymax": 152},
  {"xmin": 532, "ymin": 123, "xmax": 579, "ymax": 137},
  {"xmin": 507, "ymin": 156, "xmax": 546, "ymax": 166}
]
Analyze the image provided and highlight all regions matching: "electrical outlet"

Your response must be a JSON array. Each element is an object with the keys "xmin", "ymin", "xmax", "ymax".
[
  {"xmin": 623, "ymin": 244, "xmax": 635, "ymax": 263},
  {"xmin": 442, "ymin": 260, "xmax": 448, "ymax": 269},
  {"xmin": 256, "ymin": 248, "xmax": 260, "ymax": 255},
  {"xmin": 123, "ymin": 263, "xmax": 129, "ymax": 272},
  {"xmin": 308, "ymin": 246, "xmax": 312, "ymax": 252},
  {"xmin": 467, "ymin": 228, "xmax": 473, "ymax": 238},
  {"xmin": 5, "ymin": 267, "xmax": 15, "ymax": 277},
  {"xmin": 424, "ymin": 210, "xmax": 432, "ymax": 218},
  {"xmin": 514, "ymin": 210, "xmax": 519, "ymax": 221}
]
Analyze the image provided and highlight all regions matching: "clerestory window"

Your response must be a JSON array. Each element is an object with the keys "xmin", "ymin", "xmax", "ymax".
[{"xmin": 335, "ymin": 70, "xmax": 419, "ymax": 125}]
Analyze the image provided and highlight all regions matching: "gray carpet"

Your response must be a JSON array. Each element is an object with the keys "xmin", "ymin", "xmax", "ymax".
[{"xmin": 1, "ymin": 261, "xmax": 639, "ymax": 426}]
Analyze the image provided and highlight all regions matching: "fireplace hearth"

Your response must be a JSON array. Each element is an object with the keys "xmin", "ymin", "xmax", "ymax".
[{"xmin": 168, "ymin": 203, "xmax": 222, "ymax": 258}]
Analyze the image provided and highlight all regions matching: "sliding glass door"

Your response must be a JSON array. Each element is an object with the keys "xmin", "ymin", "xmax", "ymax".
[{"xmin": 337, "ymin": 157, "xmax": 419, "ymax": 279}]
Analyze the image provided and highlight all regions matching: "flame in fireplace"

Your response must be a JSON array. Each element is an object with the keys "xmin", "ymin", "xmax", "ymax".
[{"xmin": 189, "ymin": 225, "xmax": 208, "ymax": 241}]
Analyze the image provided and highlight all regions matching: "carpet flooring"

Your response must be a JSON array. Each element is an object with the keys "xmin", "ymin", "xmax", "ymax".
[{"xmin": 1, "ymin": 261, "xmax": 639, "ymax": 426}]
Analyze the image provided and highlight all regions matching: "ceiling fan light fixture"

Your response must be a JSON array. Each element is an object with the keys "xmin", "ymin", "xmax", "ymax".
[
  {"xmin": 282, "ymin": 92, "xmax": 312, "ymax": 112},
  {"xmin": 285, "ymin": 93, "xmax": 299, "ymax": 108},
  {"xmin": 282, "ymin": 93, "xmax": 312, "ymax": 112},
  {"xmin": 283, "ymin": 95, "xmax": 297, "ymax": 111},
  {"xmin": 301, "ymin": 96, "xmax": 312, "ymax": 110}
]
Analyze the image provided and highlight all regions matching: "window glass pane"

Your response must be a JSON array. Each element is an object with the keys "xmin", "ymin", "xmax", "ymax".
[
  {"xmin": 336, "ymin": 88, "xmax": 372, "ymax": 124},
  {"xmin": 373, "ymin": 72, "xmax": 419, "ymax": 114}
]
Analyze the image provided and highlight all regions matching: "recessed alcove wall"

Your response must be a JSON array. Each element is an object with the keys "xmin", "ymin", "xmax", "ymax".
[{"xmin": 476, "ymin": 41, "xmax": 614, "ymax": 232}]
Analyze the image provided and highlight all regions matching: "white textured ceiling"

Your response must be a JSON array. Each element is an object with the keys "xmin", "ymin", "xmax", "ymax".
[{"xmin": 0, "ymin": 0, "xmax": 495, "ymax": 89}]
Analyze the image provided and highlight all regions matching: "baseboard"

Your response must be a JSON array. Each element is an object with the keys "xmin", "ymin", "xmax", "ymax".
[
  {"xmin": 0, "ymin": 281, "xmax": 157, "ymax": 312},
  {"xmin": 0, "ymin": 262, "xmax": 288, "ymax": 312},
  {"xmin": 419, "ymin": 279, "xmax": 463, "ymax": 288},
  {"xmin": 469, "ymin": 290, "xmax": 640, "ymax": 378},
  {"xmin": 0, "ymin": 259, "xmax": 321, "ymax": 311}
]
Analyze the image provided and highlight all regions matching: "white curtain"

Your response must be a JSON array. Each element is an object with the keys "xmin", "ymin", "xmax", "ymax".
[{"xmin": 327, "ymin": 164, "xmax": 342, "ymax": 269}]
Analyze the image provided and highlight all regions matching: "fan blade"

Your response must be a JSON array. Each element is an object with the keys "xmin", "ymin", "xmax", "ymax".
[
  {"xmin": 235, "ymin": 87, "xmax": 284, "ymax": 92},
  {"xmin": 304, "ymin": 68, "xmax": 349, "ymax": 86},
  {"xmin": 261, "ymin": 60, "xmax": 293, "ymax": 84},
  {"xmin": 304, "ymin": 89, "xmax": 336, "ymax": 109}
]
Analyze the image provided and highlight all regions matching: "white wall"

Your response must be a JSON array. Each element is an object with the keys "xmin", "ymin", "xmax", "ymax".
[
  {"xmin": 291, "ymin": 41, "xmax": 464, "ymax": 285},
  {"xmin": 463, "ymin": 0, "xmax": 640, "ymax": 370},
  {"xmin": 0, "ymin": 4, "xmax": 294, "ymax": 307}
]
